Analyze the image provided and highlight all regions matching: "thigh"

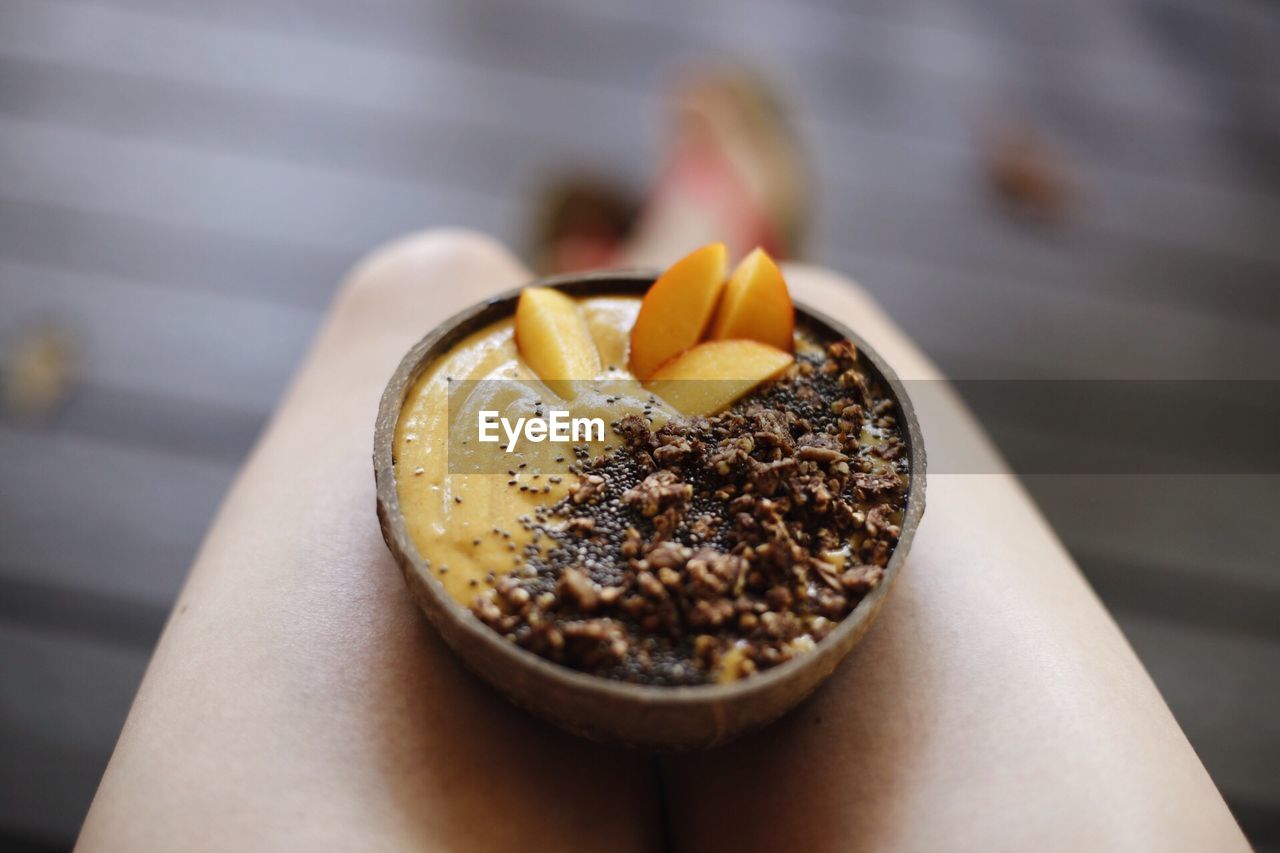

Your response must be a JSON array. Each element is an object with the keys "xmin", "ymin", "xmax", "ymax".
[
  {"xmin": 662, "ymin": 266, "xmax": 1246, "ymax": 853},
  {"xmin": 79, "ymin": 231, "xmax": 661, "ymax": 853}
]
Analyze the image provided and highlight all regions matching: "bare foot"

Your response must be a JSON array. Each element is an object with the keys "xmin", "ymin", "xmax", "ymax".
[{"xmin": 627, "ymin": 65, "xmax": 811, "ymax": 268}]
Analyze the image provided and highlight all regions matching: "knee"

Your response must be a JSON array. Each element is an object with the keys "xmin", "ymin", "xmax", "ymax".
[{"xmin": 333, "ymin": 228, "xmax": 528, "ymax": 321}]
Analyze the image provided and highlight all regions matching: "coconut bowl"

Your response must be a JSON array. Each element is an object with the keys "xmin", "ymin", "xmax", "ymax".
[{"xmin": 374, "ymin": 270, "xmax": 925, "ymax": 750}]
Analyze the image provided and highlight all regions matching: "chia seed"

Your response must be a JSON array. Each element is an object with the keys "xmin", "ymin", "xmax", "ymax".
[{"xmin": 470, "ymin": 338, "xmax": 909, "ymax": 686}]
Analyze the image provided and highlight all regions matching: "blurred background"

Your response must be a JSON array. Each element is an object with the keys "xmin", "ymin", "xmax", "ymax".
[{"xmin": 1, "ymin": 0, "xmax": 1278, "ymax": 848}]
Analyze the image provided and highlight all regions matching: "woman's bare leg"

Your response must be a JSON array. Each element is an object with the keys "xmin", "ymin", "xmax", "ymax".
[
  {"xmin": 78, "ymin": 230, "xmax": 661, "ymax": 852},
  {"xmin": 664, "ymin": 267, "xmax": 1248, "ymax": 852}
]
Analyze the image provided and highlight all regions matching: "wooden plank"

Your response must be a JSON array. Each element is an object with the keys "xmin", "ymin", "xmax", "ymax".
[
  {"xmin": 0, "ymin": 577, "xmax": 167, "ymax": 650},
  {"xmin": 1080, "ymin": 550, "xmax": 1280, "ymax": 641},
  {"xmin": 964, "ymin": 0, "xmax": 1280, "ymax": 103},
  {"xmin": 0, "ymin": 260, "xmax": 293, "ymax": 463},
  {"xmin": 0, "ymin": 259, "xmax": 318, "ymax": 412},
  {"xmin": 815, "ymin": 134, "xmax": 1280, "ymax": 269},
  {"xmin": 0, "ymin": 622, "xmax": 148, "ymax": 844},
  {"xmin": 41, "ymin": 381, "xmax": 264, "ymax": 466},
  {"xmin": 830, "ymin": 251, "xmax": 1280, "ymax": 379},
  {"xmin": 3, "ymin": 81, "xmax": 1278, "ymax": 333},
  {"xmin": 0, "ymin": 731, "xmax": 106, "ymax": 848},
  {"xmin": 819, "ymin": 193, "xmax": 1280, "ymax": 326},
  {"xmin": 0, "ymin": 54, "xmax": 605, "ymax": 203},
  {"xmin": 0, "ymin": 195, "xmax": 351, "ymax": 309},
  {"xmin": 4, "ymin": 41, "xmax": 1276, "ymax": 282},
  {"xmin": 1022, "ymin": 475, "xmax": 1280, "ymax": 593},
  {"xmin": 551, "ymin": 0, "xmax": 1280, "ymax": 211},
  {"xmin": 72, "ymin": 0, "xmax": 1280, "ymax": 196},
  {"xmin": 10, "ymin": 0, "xmax": 1277, "ymax": 210},
  {"xmin": 966, "ymin": 386, "xmax": 1280, "ymax": 476},
  {"xmin": 0, "ymin": 0, "xmax": 650, "ymax": 181},
  {"xmin": 0, "ymin": 425, "xmax": 233, "ymax": 607},
  {"xmin": 0, "ymin": 620, "xmax": 144, "ymax": 753},
  {"xmin": 4, "ymin": 3, "xmax": 1277, "ymax": 324},
  {"xmin": 1114, "ymin": 612, "xmax": 1280, "ymax": 808},
  {"xmin": 537, "ymin": 0, "xmax": 1278, "ymax": 94},
  {"xmin": 0, "ymin": 114, "xmax": 516, "ymax": 254}
]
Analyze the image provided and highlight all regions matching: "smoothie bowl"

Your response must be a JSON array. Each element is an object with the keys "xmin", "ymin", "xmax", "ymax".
[{"xmin": 374, "ymin": 244, "xmax": 925, "ymax": 749}]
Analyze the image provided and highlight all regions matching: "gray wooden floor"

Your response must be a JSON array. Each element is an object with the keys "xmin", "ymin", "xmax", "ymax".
[{"xmin": 1, "ymin": 0, "xmax": 1277, "ymax": 848}]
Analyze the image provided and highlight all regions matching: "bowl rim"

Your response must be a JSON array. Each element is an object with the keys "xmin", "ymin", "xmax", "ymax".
[{"xmin": 374, "ymin": 268, "xmax": 927, "ymax": 706}]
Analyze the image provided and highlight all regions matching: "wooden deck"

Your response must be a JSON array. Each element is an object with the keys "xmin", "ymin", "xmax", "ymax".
[{"xmin": 1, "ymin": 0, "xmax": 1277, "ymax": 847}]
